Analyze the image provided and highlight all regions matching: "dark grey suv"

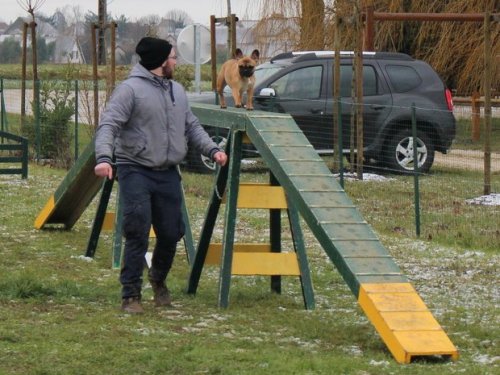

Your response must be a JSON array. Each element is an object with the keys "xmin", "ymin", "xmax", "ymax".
[{"xmin": 188, "ymin": 51, "xmax": 455, "ymax": 173}]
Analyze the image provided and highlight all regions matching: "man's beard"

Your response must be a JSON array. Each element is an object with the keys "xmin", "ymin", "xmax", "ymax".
[{"xmin": 162, "ymin": 65, "xmax": 173, "ymax": 79}]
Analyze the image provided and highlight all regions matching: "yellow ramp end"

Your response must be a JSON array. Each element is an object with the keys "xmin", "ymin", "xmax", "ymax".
[
  {"xmin": 359, "ymin": 283, "xmax": 459, "ymax": 364},
  {"xmin": 34, "ymin": 195, "xmax": 56, "ymax": 229}
]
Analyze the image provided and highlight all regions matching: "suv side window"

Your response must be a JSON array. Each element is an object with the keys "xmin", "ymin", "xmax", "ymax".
[
  {"xmin": 271, "ymin": 66, "xmax": 322, "ymax": 99},
  {"xmin": 340, "ymin": 65, "xmax": 378, "ymax": 97},
  {"xmin": 385, "ymin": 65, "xmax": 422, "ymax": 92}
]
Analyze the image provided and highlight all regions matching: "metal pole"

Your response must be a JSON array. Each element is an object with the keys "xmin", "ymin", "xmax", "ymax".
[
  {"xmin": 411, "ymin": 104, "xmax": 421, "ymax": 237},
  {"xmin": 210, "ymin": 15, "xmax": 217, "ymax": 93},
  {"xmin": 337, "ymin": 98, "xmax": 344, "ymax": 189},
  {"xmin": 194, "ymin": 24, "xmax": 201, "ymax": 94},
  {"xmin": 372, "ymin": 12, "xmax": 485, "ymax": 22},
  {"xmin": 110, "ymin": 22, "xmax": 117, "ymax": 95}
]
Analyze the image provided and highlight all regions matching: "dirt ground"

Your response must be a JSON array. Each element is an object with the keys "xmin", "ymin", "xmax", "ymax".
[{"xmin": 434, "ymin": 149, "xmax": 500, "ymax": 172}]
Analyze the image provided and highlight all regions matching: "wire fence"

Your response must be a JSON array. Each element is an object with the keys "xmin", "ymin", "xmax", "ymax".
[{"xmin": 1, "ymin": 78, "xmax": 498, "ymax": 251}]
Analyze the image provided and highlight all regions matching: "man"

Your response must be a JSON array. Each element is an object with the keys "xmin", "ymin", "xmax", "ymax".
[{"xmin": 94, "ymin": 37, "xmax": 227, "ymax": 314}]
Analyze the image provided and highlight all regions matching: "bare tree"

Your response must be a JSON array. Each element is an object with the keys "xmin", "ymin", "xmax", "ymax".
[
  {"xmin": 18, "ymin": 0, "xmax": 45, "ymax": 98},
  {"xmin": 139, "ymin": 15, "xmax": 161, "ymax": 37},
  {"xmin": 164, "ymin": 9, "xmax": 193, "ymax": 28},
  {"xmin": 257, "ymin": 0, "xmax": 499, "ymax": 94}
]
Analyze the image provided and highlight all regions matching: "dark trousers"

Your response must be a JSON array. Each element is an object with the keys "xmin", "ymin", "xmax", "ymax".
[{"xmin": 117, "ymin": 165, "xmax": 185, "ymax": 299}]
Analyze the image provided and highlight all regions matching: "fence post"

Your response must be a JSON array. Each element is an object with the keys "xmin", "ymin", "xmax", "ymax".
[
  {"xmin": 0, "ymin": 78, "xmax": 4, "ymax": 134},
  {"xmin": 74, "ymin": 80, "xmax": 79, "ymax": 160},
  {"xmin": 21, "ymin": 136, "xmax": 28, "ymax": 179},
  {"xmin": 336, "ymin": 98, "xmax": 344, "ymax": 188},
  {"xmin": 471, "ymin": 91, "xmax": 480, "ymax": 141},
  {"xmin": 411, "ymin": 104, "xmax": 421, "ymax": 237},
  {"xmin": 34, "ymin": 79, "xmax": 41, "ymax": 162}
]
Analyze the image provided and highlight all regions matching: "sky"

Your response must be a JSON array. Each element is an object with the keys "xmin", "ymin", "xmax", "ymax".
[{"xmin": 0, "ymin": 0, "xmax": 259, "ymax": 25}]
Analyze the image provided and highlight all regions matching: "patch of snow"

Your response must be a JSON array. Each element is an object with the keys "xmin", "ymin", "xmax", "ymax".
[
  {"xmin": 473, "ymin": 354, "xmax": 500, "ymax": 365},
  {"xmin": 333, "ymin": 172, "xmax": 395, "ymax": 182},
  {"xmin": 70, "ymin": 255, "xmax": 93, "ymax": 262},
  {"xmin": 465, "ymin": 193, "xmax": 500, "ymax": 206},
  {"xmin": 369, "ymin": 359, "xmax": 390, "ymax": 366}
]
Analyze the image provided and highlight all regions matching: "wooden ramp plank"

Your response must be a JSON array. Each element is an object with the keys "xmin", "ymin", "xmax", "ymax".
[
  {"xmin": 359, "ymin": 283, "xmax": 459, "ymax": 363},
  {"xmin": 34, "ymin": 141, "xmax": 103, "ymax": 229}
]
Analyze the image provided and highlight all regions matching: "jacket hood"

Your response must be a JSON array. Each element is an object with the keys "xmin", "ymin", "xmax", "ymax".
[
  {"xmin": 128, "ymin": 63, "xmax": 165, "ymax": 86},
  {"xmin": 128, "ymin": 63, "xmax": 175, "ymax": 104}
]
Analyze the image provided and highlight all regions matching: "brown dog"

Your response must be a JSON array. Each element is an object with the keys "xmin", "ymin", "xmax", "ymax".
[{"xmin": 217, "ymin": 49, "xmax": 259, "ymax": 110}]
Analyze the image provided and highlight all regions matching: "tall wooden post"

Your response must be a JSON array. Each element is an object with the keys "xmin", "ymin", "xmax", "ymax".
[
  {"xmin": 21, "ymin": 22, "xmax": 28, "ymax": 133},
  {"xmin": 332, "ymin": 15, "xmax": 341, "ymax": 173},
  {"xmin": 355, "ymin": 1, "xmax": 364, "ymax": 179},
  {"xmin": 471, "ymin": 91, "xmax": 480, "ymax": 141},
  {"xmin": 30, "ymin": 21, "xmax": 38, "ymax": 103},
  {"xmin": 91, "ymin": 23, "xmax": 99, "ymax": 128},
  {"xmin": 364, "ymin": 4, "xmax": 374, "ymax": 51},
  {"xmin": 230, "ymin": 14, "xmax": 238, "ymax": 59},
  {"xmin": 483, "ymin": 12, "xmax": 492, "ymax": 195},
  {"xmin": 98, "ymin": 0, "xmax": 107, "ymax": 65}
]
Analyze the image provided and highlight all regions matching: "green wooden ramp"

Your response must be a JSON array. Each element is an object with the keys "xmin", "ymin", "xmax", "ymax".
[
  {"xmin": 34, "ymin": 140, "xmax": 195, "ymax": 263},
  {"xmin": 189, "ymin": 104, "xmax": 458, "ymax": 364},
  {"xmin": 34, "ymin": 140, "xmax": 102, "ymax": 230}
]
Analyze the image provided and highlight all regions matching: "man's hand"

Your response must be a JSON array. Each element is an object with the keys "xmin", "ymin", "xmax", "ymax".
[
  {"xmin": 213, "ymin": 151, "xmax": 228, "ymax": 166},
  {"xmin": 94, "ymin": 162, "xmax": 114, "ymax": 179}
]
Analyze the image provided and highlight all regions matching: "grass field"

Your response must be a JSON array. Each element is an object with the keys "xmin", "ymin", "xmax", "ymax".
[{"xmin": 0, "ymin": 163, "xmax": 498, "ymax": 374}]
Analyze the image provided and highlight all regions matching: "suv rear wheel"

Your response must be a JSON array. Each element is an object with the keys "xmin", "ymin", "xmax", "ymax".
[{"xmin": 385, "ymin": 129, "xmax": 434, "ymax": 173}]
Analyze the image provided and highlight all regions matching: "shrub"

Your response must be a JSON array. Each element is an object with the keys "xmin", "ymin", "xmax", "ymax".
[{"xmin": 25, "ymin": 79, "xmax": 76, "ymax": 168}]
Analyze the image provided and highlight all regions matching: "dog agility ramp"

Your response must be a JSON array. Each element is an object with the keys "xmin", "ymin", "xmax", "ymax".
[
  {"xmin": 190, "ymin": 104, "xmax": 458, "ymax": 363},
  {"xmin": 246, "ymin": 113, "xmax": 458, "ymax": 363},
  {"xmin": 34, "ymin": 140, "xmax": 103, "ymax": 230}
]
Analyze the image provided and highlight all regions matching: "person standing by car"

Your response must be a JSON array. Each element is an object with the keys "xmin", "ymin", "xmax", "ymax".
[{"xmin": 94, "ymin": 37, "xmax": 227, "ymax": 314}]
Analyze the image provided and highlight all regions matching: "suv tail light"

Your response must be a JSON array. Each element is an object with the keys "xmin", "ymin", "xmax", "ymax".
[{"xmin": 445, "ymin": 88, "xmax": 454, "ymax": 111}]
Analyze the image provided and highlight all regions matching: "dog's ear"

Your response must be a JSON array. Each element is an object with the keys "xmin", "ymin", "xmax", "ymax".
[
  {"xmin": 233, "ymin": 48, "xmax": 243, "ymax": 59},
  {"xmin": 250, "ymin": 49, "xmax": 260, "ymax": 62}
]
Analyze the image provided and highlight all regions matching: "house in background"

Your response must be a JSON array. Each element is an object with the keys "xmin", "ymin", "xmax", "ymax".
[{"xmin": 53, "ymin": 35, "xmax": 85, "ymax": 64}]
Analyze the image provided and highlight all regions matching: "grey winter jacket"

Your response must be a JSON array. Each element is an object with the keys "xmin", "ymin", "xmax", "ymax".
[{"xmin": 95, "ymin": 63, "xmax": 219, "ymax": 169}]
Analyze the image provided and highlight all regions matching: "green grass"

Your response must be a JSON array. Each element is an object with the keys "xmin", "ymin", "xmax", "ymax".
[
  {"xmin": 0, "ymin": 163, "xmax": 498, "ymax": 374},
  {"xmin": 454, "ymin": 117, "xmax": 500, "ymax": 150},
  {"xmin": 343, "ymin": 166, "xmax": 499, "ymax": 253}
]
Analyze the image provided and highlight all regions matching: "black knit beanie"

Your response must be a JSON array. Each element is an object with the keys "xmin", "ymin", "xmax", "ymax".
[{"xmin": 136, "ymin": 37, "xmax": 172, "ymax": 70}]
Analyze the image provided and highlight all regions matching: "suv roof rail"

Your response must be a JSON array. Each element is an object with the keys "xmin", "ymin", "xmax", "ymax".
[{"xmin": 270, "ymin": 51, "xmax": 413, "ymax": 63}]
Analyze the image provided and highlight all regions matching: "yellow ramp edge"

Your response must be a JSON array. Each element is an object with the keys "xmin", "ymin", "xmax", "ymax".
[
  {"xmin": 359, "ymin": 283, "xmax": 459, "ymax": 364},
  {"xmin": 101, "ymin": 211, "xmax": 155, "ymax": 237},
  {"xmin": 34, "ymin": 195, "xmax": 56, "ymax": 229}
]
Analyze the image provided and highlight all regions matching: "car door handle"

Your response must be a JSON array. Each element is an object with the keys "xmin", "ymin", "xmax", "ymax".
[
  {"xmin": 371, "ymin": 105, "xmax": 385, "ymax": 110},
  {"xmin": 310, "ymin": 108, "xmax": 324, "ymax": 114}
]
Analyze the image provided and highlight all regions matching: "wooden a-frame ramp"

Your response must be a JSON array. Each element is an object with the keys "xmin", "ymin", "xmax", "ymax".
[
  {"xmin": 34, "ymin": 103, "xmax": 458, "ymax": 363},
  {"xmin": 187, "ymin": 104, "xmax": 458, "ymax": 364}
]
